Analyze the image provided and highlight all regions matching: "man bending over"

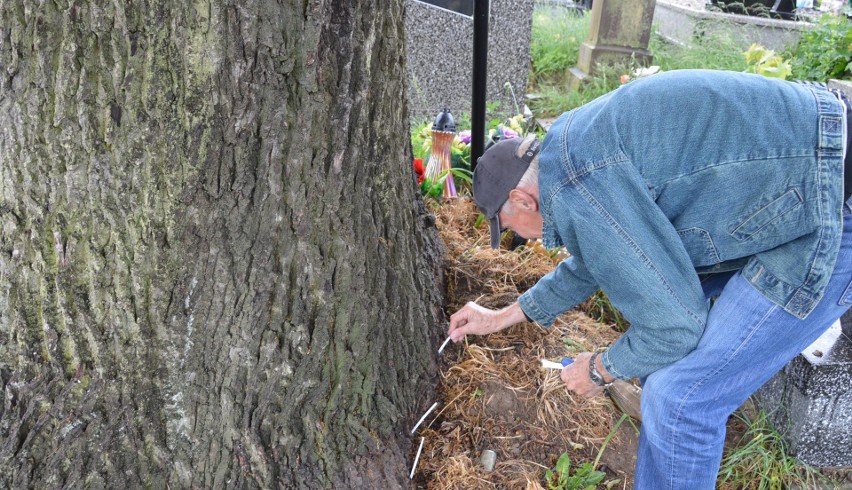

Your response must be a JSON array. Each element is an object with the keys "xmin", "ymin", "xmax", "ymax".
[{"xmin": 448, "ymin": 69, "xmax": 851, "ymax": 489}]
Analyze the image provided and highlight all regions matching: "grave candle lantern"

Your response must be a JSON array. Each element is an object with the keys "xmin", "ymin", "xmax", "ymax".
[{"xmin": 424, "ymin": 108, "xmax": 457, "ymax": 199}]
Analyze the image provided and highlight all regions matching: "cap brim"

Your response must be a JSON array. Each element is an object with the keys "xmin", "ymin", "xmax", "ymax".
[{"xmin": 489, "ymin": 215, "xmax": 502, "ymax": 249}]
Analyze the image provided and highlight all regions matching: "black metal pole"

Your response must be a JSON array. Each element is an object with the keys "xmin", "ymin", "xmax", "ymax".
[{"xmin": 471, "ymin": 0, "xmax": 489, "ymax": 172}]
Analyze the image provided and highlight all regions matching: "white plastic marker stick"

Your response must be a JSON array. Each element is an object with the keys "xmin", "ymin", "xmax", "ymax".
[
  {"xmin": 541, "ymin": 357, "xmax": 574, "ymax": 370},
  {"xmin": 438, "ymin": 336, "xmax": 452, "ymax": 354},
  {"xmin": 409, "ymin": 437, "xmax": 425, "ymax": 480},
  {"xmin": 410, "ymin": 402, "xmax": 439, "ymax": 435}
]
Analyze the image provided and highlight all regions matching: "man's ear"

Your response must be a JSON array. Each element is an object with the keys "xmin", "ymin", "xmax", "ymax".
[{"xmin": 508, "ymin": 189, "xmax": 538, "ymax": 212}]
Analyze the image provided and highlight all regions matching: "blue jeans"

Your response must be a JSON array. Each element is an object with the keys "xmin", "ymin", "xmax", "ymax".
[{"xmin": 634, "ymin": 200, "xmax": 852, "ymax": 489}]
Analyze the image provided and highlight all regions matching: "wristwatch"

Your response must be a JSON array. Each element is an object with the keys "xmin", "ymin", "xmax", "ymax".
[{"xmin": 588, "ymin": 352, "xmax": 609, "ymax": 387}]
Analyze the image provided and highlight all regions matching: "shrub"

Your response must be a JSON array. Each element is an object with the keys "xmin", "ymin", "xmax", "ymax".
[
  {"xmin": 787, "ymin": 15, "xmax": 852, "ymax": 81},
  {"xmin": 743, "ymin": 43, "xmax": 792, "ymax": 79}
]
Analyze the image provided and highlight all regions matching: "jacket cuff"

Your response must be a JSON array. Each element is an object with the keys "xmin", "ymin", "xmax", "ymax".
[
  {"xmin": 518, "ymin": 290, "xmax": 557, "ymax": 327},
  {"xmin": 601, "ymin": 347, "xmax": 631, "ymax": 381}
]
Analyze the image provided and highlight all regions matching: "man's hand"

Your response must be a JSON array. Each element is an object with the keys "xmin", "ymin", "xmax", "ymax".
[
  {"xmin": 448, "ymin": 301, "xmax": 528, "ymax": 342},
  {"xmin": 560, "ymin": 352, "xmax": 610, "ymax": 398}
]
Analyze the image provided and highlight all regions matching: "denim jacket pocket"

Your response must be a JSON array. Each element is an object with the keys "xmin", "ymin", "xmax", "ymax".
[
  {"xmin": 677, "ymin": 227, "xmax": 720, "ymax": 267},
  {"xmin": 730, "ymin": 188, "xmax": 804, "ymax": 241}
]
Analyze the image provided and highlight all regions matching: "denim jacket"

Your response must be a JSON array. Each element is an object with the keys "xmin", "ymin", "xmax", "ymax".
[{"xmin": 518, "ymin": 70, "xmax": 847, "ymax": 380}]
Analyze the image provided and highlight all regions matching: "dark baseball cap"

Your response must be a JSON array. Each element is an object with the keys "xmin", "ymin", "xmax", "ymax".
[{"xmin": 473, "ymin": 136, "xmax": 542, "ymax": 249}]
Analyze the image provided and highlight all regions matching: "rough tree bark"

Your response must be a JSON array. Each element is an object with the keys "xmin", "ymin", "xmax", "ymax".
[{"xmin": 0, "ymin": 1, "xmax": 444, "ymax": 488}]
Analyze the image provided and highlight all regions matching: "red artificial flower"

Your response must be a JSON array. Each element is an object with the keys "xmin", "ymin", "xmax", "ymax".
[{"xmin": 413, "ymin": 158, "xmax": 425, "ymax": 175}]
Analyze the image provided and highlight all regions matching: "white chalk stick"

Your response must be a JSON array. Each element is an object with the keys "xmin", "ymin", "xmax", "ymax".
[
  {"xmin": 438, "ymin": 336, "xmax": 452, "ymax": 354},
  {"xmin": 410, "ymin": 402, "xmax": 439, "ymax": 435},
  {"xmin": 409, "ymin": 437, "xmax": 425, "ymax": 480},
  {"xmin": 541, "ymin": 359, "xmax": 565, "ymax": 370}
]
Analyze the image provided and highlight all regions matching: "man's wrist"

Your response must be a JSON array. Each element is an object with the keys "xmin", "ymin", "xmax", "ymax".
[
  {"xmin": 595, "ymin": 352, "xmax": 615, "ymax": 383},
  {"xmin": 589, "ymin": 352, "xmax": 615, "ymax": 386},
  {"xmin": 500, "ymin": 302, "xmax": 528, "ymax": 329}
]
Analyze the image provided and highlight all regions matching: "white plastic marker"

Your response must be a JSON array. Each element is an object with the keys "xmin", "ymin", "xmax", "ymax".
[
  {"xmin": 541, "ymin": 357, "xmax": 574, "ymax": 370},
  {"xmin": 409, "ymin": 437, "xmax": 425, "ymax": 479},
  {"xmin": 438, "ymin": 336, "xmax": 452, "ymax": 354},
  {"xmin": 411, "ymin": 402, "xmax": 439, "ymax": 435}
]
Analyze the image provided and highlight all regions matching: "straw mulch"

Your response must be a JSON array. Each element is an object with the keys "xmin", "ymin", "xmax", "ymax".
[{"xmin": 415, "ymin": 198, "xmax": 637, "ymax": 490}]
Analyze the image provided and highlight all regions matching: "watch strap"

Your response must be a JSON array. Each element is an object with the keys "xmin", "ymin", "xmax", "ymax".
[{"xmin": 588, "ymin": 352, "xmax": 607, "ymax": 387}]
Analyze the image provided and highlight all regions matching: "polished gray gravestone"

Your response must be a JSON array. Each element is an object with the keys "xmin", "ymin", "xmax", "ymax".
[{"xmin": 403, "ymin": 0, "xmax": 535, "ymax": 121}]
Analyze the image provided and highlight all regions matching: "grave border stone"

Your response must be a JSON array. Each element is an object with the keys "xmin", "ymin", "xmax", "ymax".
[{"xmin": 653, "ymin": 0, "xmax": 811, "ymax": 52}]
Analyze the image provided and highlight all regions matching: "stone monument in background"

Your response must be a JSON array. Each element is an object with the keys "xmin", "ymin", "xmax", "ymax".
[
  {"xmin": 403, "ymin": 0, "xmax": 535, "ymax": 121},
  {"xmin": 569, "ymin": 0, "xmax": 657, "ymax": 88}
]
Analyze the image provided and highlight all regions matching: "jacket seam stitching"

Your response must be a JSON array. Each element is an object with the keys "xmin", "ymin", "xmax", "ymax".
[
  {"xmin": 784, "ymin": 87, "xmax": 839, "ymax": 315},
  {"xmin": 653, "ymin": 154, "xmax": 810, "ymax": 189}
]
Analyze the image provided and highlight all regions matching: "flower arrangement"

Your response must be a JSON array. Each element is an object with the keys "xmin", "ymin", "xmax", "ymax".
[{"xmin": 411, "ymin": 113, "xmax": 533, "ymax": 199}]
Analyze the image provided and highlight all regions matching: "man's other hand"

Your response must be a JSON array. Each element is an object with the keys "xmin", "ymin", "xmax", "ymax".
[{"xmin": 447, "ymin": 301, "xmax": 527, "ymax": 342}]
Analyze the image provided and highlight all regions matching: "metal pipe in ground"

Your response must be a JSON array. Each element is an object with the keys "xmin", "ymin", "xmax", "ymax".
[{"xmin": 470, "ymin": 0, "xmax": 489, "ymax": 171}]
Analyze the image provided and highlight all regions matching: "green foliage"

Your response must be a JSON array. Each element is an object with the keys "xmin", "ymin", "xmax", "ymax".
[
  {"xmin": 420, "ymin": 175, "xmax": 445, "ymax": 198},
  {"xmin": 582, "ymin": 290, "xmax": 629, "ymax": 332},
  {"xmin": 787, "ymin": 14, "xmax": 852, "ymax": 81},
  {"xmin": 743, "ymin": 43, "xmax": 792, "ymax": 79},
  {"xmin": 527, "ymin": 9, "xmax": 623, "ymax": 117},
  {"xmin": 411, "ymin": 121, "xmax": 432, "ymax": 161},
  {"xmin": 649, "ymin": 22, "xmax": 748, "ymax": 72},
  {"xmin": 717, "ymin": 406, "xmax": 830, "ymax": 489},
  {"xmin": 545, "ymin": 453, "xmax": 606, "ymax": 490},
  {"xmin": 411, "ymin": 113, "xmax": 534, "ymax": 199},
  {"xmin": 530, "ymin": 63, "xmax": 627, "ymax": 117}
]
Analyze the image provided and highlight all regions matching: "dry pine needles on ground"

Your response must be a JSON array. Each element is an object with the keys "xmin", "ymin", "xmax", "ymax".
[{"xmin": 414, "ymin": 199, "xmax": 637, "ymax": 489}]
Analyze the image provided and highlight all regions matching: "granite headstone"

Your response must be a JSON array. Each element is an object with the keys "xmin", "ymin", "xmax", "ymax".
[
  {"xmin": 754, "ymin": 319, "xmax": 852, "ymax": 468},
  {"xmin": 403, "ymin": 0, "xmax": 535, "ymax": 121}
]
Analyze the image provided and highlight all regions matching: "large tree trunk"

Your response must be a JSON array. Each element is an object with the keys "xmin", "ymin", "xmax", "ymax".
[{"xmin": 0, "ymin": 1, "xmax": 444, "ymax": 488}]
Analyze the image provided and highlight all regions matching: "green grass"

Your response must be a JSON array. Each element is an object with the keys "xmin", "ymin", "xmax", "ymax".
[
  {"xmin": 529, "ymin": 62, "xmax": 632, "ymax": 118},
  {"xmin": 528, "ymin": 6, "xmax": 850, "ymax": 119},
  {"xmin": 717, "ymin": 405, "xmax": 831, "ymax": 490},
  {"xmin": 650, "ymin": 23, "xmax": 748, "ymax": 72},
  {"xmin": 581, "ymin": 290, "xmax": 629, "ymax": 332},
  {"xmin": 529, "ymin": 7, "xmax": 589, "ymax": 86},
  {"xmin": 528, "ymin": 6, "xmax": 749, "ymax": 117}
]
